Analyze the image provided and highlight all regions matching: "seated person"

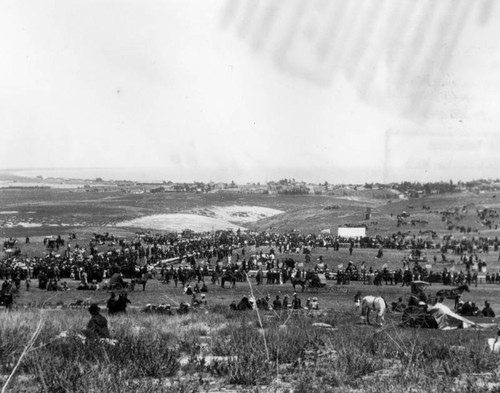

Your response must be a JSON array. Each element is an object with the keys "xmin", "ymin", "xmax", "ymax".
[
  {"xmin": 460, "ymin": 301, "xmax": 473, "ymax": 316},
  {"xmin": 191, "ymin": 294, "xmax": 202, "ymax": 307},
  {"xmin": 185, "ymin": 284, "xmax": 193, "ymax": 295},
  {"xmin": 392, "ymin": 297, "xmax": 407, "ymax": 312},
  {"xmin": 77, "ymin": 282, "xmax": 90, "ymax": 290},
  {"xmin": 470, "ymin": 302, "xmax": 480, "ymax": 316},
  {"xmin": 193, "ymin": 283, "xmax": 200, "ymax": 294},
  {"xmin": 200, "ymin": 282, "xmax": 208, "ymax": 293},
  {"xmin": 311, "ymin": 297, "xmax": 319, "ymax": 310},
  {"xmin": 84, "ymin": 303, "xmax": 110, "ymax": 339},
  {"xmin": 47, "ymin": 279, "xmax": 59, "ymax": 291},
  {"xmin": 482, "ymin": 301, "xmax": 496, "ymax": 317},
  {"xmin": 177, "ymin": 302, "xmax": 190, "ymax": 314}
]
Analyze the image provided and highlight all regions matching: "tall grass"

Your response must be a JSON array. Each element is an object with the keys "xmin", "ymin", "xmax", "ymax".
[{"xmin": 1, "ymin": 309, "xmax": 500, "ymax": 392}]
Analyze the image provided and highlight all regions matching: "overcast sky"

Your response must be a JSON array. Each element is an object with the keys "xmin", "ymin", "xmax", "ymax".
[{"xmin": 1, "ymin": 0, "xmax": 499, "ymax": 184}]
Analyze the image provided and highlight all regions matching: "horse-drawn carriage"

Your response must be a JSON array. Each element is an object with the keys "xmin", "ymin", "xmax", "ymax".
[
  {"xmin": 401, "ymin": 281, "xmax": 437, "ymax": 327},
  {"xmin": 401, "ymin": 281, "xmax": 471, "ymax": 328},
  {"xmin": 291, "ymin": 272, "xmax": 327, "ymax": 292}
]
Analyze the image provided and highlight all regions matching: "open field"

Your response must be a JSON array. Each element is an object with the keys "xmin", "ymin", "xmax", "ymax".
[
  {"xmin": 3, "ymin": 188, "xmax": 500, "ymax": 391},
  {"xmin": 1, "ymin": 187, "xmax": 500, "ymax": 236},
  {"xmin": 2, "ymin": 276, "xmax": 500, "ymax": 392}
]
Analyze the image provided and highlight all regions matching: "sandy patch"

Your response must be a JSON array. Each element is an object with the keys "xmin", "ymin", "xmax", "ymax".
[
  {"xmin": 193, "ymin": 205, "xmax": 284, "ymax": 224},
  {"xmin": 115, "ymin": 214, "xmax": 246, "ymax": 232},
  {"xmin": 3, "ymin": 222, "xmax": 43, "ymax": 228}
]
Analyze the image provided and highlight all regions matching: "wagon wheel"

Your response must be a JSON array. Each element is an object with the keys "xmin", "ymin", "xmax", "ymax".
[{"xmin": 402, "ymin": 306, "xmax": 427, "ymax": 328}]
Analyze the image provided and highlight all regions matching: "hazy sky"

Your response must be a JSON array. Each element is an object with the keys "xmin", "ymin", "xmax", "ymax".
[{"xmin": 1, "ymin": 0, "xmax": 499, "ymax": 184}]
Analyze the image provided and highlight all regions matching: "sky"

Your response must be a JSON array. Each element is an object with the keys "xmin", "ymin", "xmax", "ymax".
[{"xmin": 1, "ymin": 0, "xmax": 500, "ymax": 184}]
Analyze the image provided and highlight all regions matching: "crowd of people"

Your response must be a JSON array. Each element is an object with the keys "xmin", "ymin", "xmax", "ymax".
[{"xmin": 1, "ymin": 228, "xmax": 500, "ymax": 319}]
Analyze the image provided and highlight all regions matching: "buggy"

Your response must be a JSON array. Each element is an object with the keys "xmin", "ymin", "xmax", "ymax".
[
  {"xmin": 306, "ymin": 273, "xmax": 327, "ymax": 290},
  {"xmin": 401, "ymin": 281, "xmax": 437, "ymax": 328}
]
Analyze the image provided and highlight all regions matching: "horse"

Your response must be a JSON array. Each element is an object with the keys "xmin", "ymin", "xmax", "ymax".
[
  {"xmin": 290, "ymin": 277, "xmax": 309, "ymax": 292},
  {"xmin": 436, "ymin": 284, "xmax": 469, "ymax": 310},
  {"xmin": 360, "ymin": 296, "xmax": 388, "ymax": 326},
  {"xmin": 131, "ymin": 277, "xmax": 148, "ymax": 291}
]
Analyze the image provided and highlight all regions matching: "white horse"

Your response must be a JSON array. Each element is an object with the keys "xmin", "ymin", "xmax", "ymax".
[{"xmin": 361, "ymin": 296, "xmax": 387, "ymax": 326}]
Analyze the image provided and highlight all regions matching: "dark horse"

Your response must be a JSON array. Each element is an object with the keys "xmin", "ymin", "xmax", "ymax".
[
  {"xmin": 130, "ymin": 277, "xmax": 148, "ymax": 291},
  {"xmin": 436, "ymin": 284, "xmax": 469, "ymax": 310},
  {"xmin": 290, "ymin": 277, "xmax": 310, "ymax": 292}
]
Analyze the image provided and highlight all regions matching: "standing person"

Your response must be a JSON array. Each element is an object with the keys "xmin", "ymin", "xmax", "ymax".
[
  {"xmin": 256, "ymin": 269, "xmax": 262, "ymax": 286},
  {"xmin": 84, "ymin": 303, "xmax": 110, "ymax": 339},
  {"xmin": 3, "ymin": 287, "xmax": 14, "ymax": 311},
  {"xmin": 292, "ymin": 293, "xmax": 302, "ymax": 309},
  {"xmin": 273, "ymin": 295, "xmax": 282, "ymax": 311},
  {"xmin": 282, "ymin": 294, "xmax": 289, "ymax": 309},
  {"xmin": 107, "ymin": 292, "xmax": 117, "ymax": 315}
]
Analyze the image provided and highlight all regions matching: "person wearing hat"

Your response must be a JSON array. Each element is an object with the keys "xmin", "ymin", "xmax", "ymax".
[
  {"xmin": 292, "ymin": 293, "xmax": 302, "ymax": 310},
  {"xmin": 85, "ymin": 303, "xmax": 110, "ymax": 339},
  {"xmin": 282, "ymin": 294, "xmax": 289, "ymax": 309}
]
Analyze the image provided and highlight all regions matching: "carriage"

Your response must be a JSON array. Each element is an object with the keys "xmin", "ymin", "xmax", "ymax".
[
  {"xmin": 400, "ymin": 281, "xmax": 436, "ymax": 328},
  {"xmin": 290, "ymin": 272, "xmax": 328, "ymax": 292},
  {"xmin": 308, "ymin": 273, "xmax": 327, "ymax": 289}
]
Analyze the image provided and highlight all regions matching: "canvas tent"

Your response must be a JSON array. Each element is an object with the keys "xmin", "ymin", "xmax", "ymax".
[
  {"xmin": 338, "ymin": 227, "xmax": 366, "ymax": 238},
  {"xmin": 427, "ymin": 303, "xmax": 476, "ymax": 330}
]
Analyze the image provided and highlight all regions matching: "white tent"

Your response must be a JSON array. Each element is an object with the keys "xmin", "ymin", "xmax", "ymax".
[
  {"xmin": 338, "ymin": 227, "xmax": 366, "ymax": 238},
  {"xmin": 428, "ymin": 303, "xmax": 476, "ymax": 330}
]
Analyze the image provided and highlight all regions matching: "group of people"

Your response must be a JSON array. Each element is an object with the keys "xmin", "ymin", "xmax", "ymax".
[
  {"xmin": 229, "ymin": 292, "xmax": 319, "ymax": 312},
  {"xmin": 457, "ymin": 300, "xmax": 496, "ymax": 317}
]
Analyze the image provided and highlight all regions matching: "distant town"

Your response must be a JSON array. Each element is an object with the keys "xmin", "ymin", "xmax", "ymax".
[{"xmin": 3, "ymin": 174, "xmax": 500, "ymax": 199}]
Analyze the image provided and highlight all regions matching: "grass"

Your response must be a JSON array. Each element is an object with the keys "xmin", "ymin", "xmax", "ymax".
[
  {"xmin": 3, "ymin": 272, "xmax": 500, "ymax": 392},
  {"xmin": 1, "ymin": 307, "xmax": 500, "ymax": 392}
]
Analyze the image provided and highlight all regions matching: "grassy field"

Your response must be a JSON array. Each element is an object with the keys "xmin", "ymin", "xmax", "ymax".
[
  {"xmin": 2, "ymin": 188, "xmax": 500, "ymax": 391},
  {"xmin": 2, "ymin": 276, "xmax": 500, "ymax": 392}
]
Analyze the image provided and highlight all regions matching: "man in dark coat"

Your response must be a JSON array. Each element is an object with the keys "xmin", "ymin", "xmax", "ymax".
[
  {"xmin": 273, "ymin": 295, "xmax": 282, "ymax": 311},
  {"xmin": 115, "ymin": 292, "xmax": 131, "ymax": 313},
  {"xmin": 85, "ymin": 303, "xmax": 110, "ymax": 339},
  {"xmin": 292, "ymin": 293, "xmax": 302, "ymax": 309},
  {"xmin": 482, "ymin": 301, "xmax": 496, "ymax": 317},
  {"xmin": 107, "ymin": 292, "xmax": 117, "ymax": 315}
]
